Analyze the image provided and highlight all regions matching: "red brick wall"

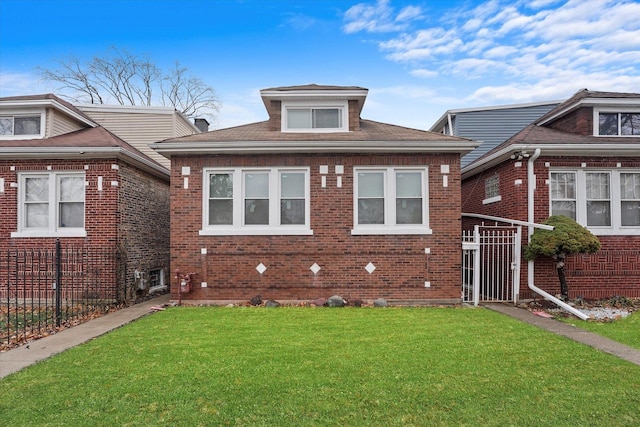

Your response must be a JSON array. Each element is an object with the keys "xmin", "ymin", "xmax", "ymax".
[
  {"xmin": 169, "ymin": 153, "xmax": 463, "ymax": 304},
  {"xmin": 546, "ymin": 107, "xmax": 593, "ymax": 135},
  {"xmin": 117, "ymin": 163, "xmax": 170, "ymax": 301},
  {"xmin": 462, "ymin": 155, "xmax": 640, "ymax": 300},
  {"xmin": 0, "ymin": 159, "xmax": 170, "ymax": 302}
]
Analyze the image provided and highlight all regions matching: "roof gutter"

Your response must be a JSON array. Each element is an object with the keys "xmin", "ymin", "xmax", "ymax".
[
  {"xmin": 462, "ymin": 143, "xmax": 640, "ymax": 180},
  {"xmin": 151, "ymin": 140, "xmax": 480, "ymax": 157},
  {"xmin": 0, "ymin": 147, "xmax": 169, "ymax": 179}
]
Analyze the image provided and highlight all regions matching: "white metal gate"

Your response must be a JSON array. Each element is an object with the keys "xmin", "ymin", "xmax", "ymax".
[{"xmin": 462, "ymin": 225, "xmax": 521, "ymax": 305}]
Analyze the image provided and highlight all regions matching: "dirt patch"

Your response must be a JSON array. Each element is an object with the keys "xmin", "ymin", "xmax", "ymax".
[{"xmin": 522, "ymin": 296, "xmax": 640, "ymax": 321}]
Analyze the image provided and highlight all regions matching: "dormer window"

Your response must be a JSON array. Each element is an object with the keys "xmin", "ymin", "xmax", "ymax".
[
  {"xmin": 0, "ymin": 112, "xmax": 44, "ymax": 139},
  {"xmin": 282, "ymin": 101, "xmax": 348, "ymax": 132},
  {"xmin": 596, "ymin": 111, "xmax": 640, "ymax": 136}
]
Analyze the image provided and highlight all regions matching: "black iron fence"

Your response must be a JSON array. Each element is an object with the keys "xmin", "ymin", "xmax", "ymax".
[{"xmin": 1, "ymin": 240, "xmax": 120, "ymax": 350}]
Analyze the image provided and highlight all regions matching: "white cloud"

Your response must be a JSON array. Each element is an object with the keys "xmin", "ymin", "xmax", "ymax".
[
  {"xmin": 343, "ymin": 0, "xmax": 640, "ymax": 105},
  {"xmin": 342, "ymin": 0, "xmax": 422, "ymax": 33},
  {"xmin": 0, "ymin": 72, "xmax": 55, "ymax": 97},
  {"xmin": 410, "ymin": 68, "xmax": 438, "ymax": 78}
]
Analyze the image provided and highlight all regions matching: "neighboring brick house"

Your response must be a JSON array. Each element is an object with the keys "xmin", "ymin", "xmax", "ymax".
[
  {"xmin": 459, "ymin": 89, "xmax": 640, "ymax": 299},
  {"xmin": 151, "ymin": 84, "xmax": 478, "ymax": 304},
  {"xmin": 0, "ymin": 94, "xmax": 198, "ymax": 302}
]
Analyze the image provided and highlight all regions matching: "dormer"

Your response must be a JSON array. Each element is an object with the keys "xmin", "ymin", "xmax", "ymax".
[
  {"xmin": 259, "ymin": 84, "xmax": 368, "ymax": 133},
  {"xmin": 0, "ymin": 94, "xmax": 96, "ymax": 140},
  {"xmin": 537, "ymin": 89, "xmax": 640, "ymax": 137}
]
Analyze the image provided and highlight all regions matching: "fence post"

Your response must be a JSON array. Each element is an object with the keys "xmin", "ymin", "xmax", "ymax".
[{"xmin": 55, "ymin": 239, "xmax": 62, "ymax": 327}]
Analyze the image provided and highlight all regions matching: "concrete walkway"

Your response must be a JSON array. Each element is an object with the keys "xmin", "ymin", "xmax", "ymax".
[
  {"xmin": 485, "ymin": 303, "xmax": 640, "ymax": 366},
  {"xmin": 0, "ymin": 294, "xmax": 170, "ymax": 379}
]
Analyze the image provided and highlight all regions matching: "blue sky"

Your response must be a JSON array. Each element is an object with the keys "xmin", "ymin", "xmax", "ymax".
[{"xmin": 1, "ymin": 0, "xmax": 639, "ymax": 130}]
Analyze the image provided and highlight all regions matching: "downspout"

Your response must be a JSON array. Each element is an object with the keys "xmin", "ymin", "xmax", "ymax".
[
  {"xmin": 447, "ymin": 113, "xmax": 454, "ymax": 135},
  {"xmin": 527, "ymin": 148, "xmax": 589, "ymax": 320}
]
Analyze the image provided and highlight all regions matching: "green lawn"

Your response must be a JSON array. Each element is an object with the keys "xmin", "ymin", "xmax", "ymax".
[
  {"xmin": 564, "ymin": 311, "xmax": 640, "ymax": 350},
  {"xmin": 1, "ymin": 307, "xmax": 639, "ymax": 426}
]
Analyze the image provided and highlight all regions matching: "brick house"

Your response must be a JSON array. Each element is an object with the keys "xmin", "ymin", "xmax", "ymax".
[
  {"xmin": 459, "ymin": 89, "xmax": 640, "ymax": 299},
  {"xmin": 151, "ymin": 84, "xmax": 478, "ymax": 304},
  {"xmin": 0, "ymin": 94, "xmax": 198, "ymax": 302}
]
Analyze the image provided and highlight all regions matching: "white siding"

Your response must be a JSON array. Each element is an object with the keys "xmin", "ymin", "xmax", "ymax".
[{"xmin": 50, "ymin": 108, "xmax": 86, "ymax": 137}]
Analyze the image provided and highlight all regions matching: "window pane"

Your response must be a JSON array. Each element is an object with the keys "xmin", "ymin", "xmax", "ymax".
[
  {"xmin": 210, "ymin": 174, "xmax": 233, "ymax": 198},
  {"xmin": 209, "ymin": 200, "xmax": 233, "ymax": 225},
  {"xmin": 0, "ymin": 117, "xmax": 12, "ymax": 135},
  {"xmin": 288, "ymin": 109, "xmax": 311, "ymax": 129},
  {"xmin": 358, "ymin": 173, "xmax": 384, "ymax": 197},
  {"xmin": 550, "ymin": 173, "xmax": 575, "ymax": 199},
  {"xmin": 358, "ymin": 199, "xmax": 384, "ymax": 224},
  {"xmin": 586, "ymin": 173, "xmax": 610, "ymax": 199},
  {"xmin": 396, "ymin": 199, "xmax": 422, "ymax": 224},
  {"xmin": 26, "ymin": 203, "xmax": 49, "ymax": 228},
  {"xmin": 281, "ymin": 173, "xmax": 305, "ymax": 197},
  {"xmin": 396, "ymin": 172, "xmax": 421, "ymax": 197},
  {"xmin": 599, "ymin": 113, "xmax": 618, "ymax": 135},
  {"xmin": 14, "ymin": 116, "xmax": 41, "ymax": 135},
  {"xmin": 621, "ymin": 173, "xmax": 640, "ymax": 199},
  {"xmin": 59, "ymin": 177, "xmax": 84, "ymax": 202},
  {"xmin": 25, "ymin": 177, "xmax": 49, "ymax": 201},
  {"xmin": 621, "ymin": 201, "xmax": 640, "ymax": 226},
  {"xmin": 281, "ymin": 199, "xmax": 305, "ymax": 224},
  {"xmin": 621, "ymin": 113, "xmax": 640, "ymax": 135},
  {"xmin": 551, "ymin": 201, "xmax": 576, "ymax": 220},
  {"xmin": 587, "ymin": 201, "xmax": 611, "ymax": 226},
  {"xmin": 245, "ymin": 200, "xmax": 269, "ymax": 225},
  {"xmin": 59, "ymin": 202, "xmax": 84, "ymax": 227},
  {"xmin": 485, "ymin": 175, "xmax": 499, "ymax": 199},
  {"xmin": 244, "ymin": 173, "xmax": 269, "ymax": 198},
  {"xmin": 313, "ymin": 109, "xmax": 340, "ymax": 128}
]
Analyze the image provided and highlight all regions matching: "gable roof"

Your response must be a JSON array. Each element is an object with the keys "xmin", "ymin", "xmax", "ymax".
[{"xmin": 151, "ymin": 118, "xmax": 478, "ymax": 156}]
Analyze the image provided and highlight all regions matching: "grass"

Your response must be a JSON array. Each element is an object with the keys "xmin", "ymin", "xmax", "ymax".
[
  {"xmin": 564, "ymin": 311, "xmax": 640, "ymax": 350},
  {"xmin": 1, "ymin": 306, "xmax": 639, "ymax": 426}
]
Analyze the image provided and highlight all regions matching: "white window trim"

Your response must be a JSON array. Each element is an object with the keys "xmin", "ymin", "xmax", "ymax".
[
  {"xmin": 281, "ymin": 100, "xmax": 348, "ymax": 133},
  {"xmin": 351, "ymin": 167, "xmax": 432, "ymax": 235},
  {"xmin": 0, "ymin": 108, "xmax": 46, "ymax": 140},
  {"xmin": 200, "ymin": 167, "xmax": 312, "ymax": 236},
  {"xmin": 549, "ymin": 168, "xmax": 640, "ymax": 236},
  {"xmin": 11, "ymin": 171, "xmax": 87, "ymax": 238},
  {"xmin": 483, "ymin": 195, "xmax": 502, "ymax": 205},
  {"xmin": 593, "ymin": 108, "xmax": 640, "ymax": 137}
]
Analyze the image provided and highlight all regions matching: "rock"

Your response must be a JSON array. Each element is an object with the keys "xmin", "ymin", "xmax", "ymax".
[
  {"xmin": 373, "ymin": 298, "xmax": 388, "ymax": 307},
  {"xmin": 310, "ymin": 297, "xmax": 327, "ymax": 307},
  {"xmin": 249, "ymin": 295, "xmax": 263, "ymax": 306},
  {"xmin": 265, "ymin": 300, "xmax": 280, "ymax": 308},
  {"xmin": 350, "ymin": 298, "xmax": 363, "ymax": 307},
  {"xmin": 327, "ymin": 295, "xmax": 346, "ymax": 307}
]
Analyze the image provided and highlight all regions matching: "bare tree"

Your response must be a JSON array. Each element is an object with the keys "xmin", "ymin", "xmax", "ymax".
[{"xmin": 39, "ymin": 47, "xmax": 219, "ymax": 123}]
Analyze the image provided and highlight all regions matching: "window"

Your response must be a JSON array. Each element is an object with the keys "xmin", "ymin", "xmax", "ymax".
[
  {"xmin": 597, "ymin": 111, "xmax": 640, "ymax": 136},
  {"xmin": 621, "ymin": 173, "xmax": 640, "ymax": 226},
  {"xmin": 550, "ymin": 169, "xmax": 640, "ymax": 235},
  {"xmin": 13, "ymin": 172, "xmax": 86, "ymax": 237},
  {"xmin": 282, "ymin": 101, "xmax": 348, "ymax": 132},
  {"xmin": 0, "ymin": 114, "xmax": 42, "ymax": 137},
  {"xmin": 202, "ymin": 167, "xmax": 311, "ymax": 235},
  {"xmin": 483, "ymin": 174, "xmax": 501, "ymax": 204},
  {"xmin": 352, "ymin": 167, "xmax": 431, "ymax": 235}
]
